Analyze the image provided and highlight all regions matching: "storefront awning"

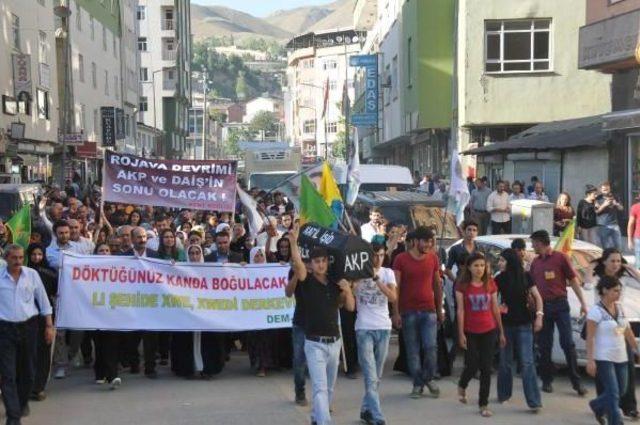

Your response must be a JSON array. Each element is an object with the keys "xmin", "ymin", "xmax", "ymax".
[
  {"xmin": 17, "ymin": 154, "xmax": 41, "ymax": 166},
  {"xmin": 602, "ymin": 109, "xmax": 640, "ymax": 131},
  {"xmin": 462, "ymin": 114, "xmax": 609, "ymax": 155},
  {"xmin": 372, "ymin": 134, "xmax": 410, "ymax": 151}
]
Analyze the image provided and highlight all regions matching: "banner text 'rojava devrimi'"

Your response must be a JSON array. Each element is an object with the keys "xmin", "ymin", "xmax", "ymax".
[{"xmin": 102, "ymin": 150, "xmax": 237, "ymax": 212}]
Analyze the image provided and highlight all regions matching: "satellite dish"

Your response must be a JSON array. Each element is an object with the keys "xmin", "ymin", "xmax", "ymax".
[
  {"xmin": 352, "ymin": 36, "xmax": 360, "ymax": 43},
  {"xmin": 336, "ymin": 36, "xmax": 343, "ymax": 43},
  {"xmin": 345, "ymin": 36, "xmax": 352, "ymax": 44}
]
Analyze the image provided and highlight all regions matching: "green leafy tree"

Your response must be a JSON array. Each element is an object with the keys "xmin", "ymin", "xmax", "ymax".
[{"xmin": 249, "ymin": 111, "xmax": 278, "ymax": 141}]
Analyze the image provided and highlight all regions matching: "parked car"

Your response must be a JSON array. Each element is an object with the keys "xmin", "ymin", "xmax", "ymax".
[
  {"xmin": 0, "ymin": 184, "xmax": 40, "ymax": 221},
  {"xmin": 443, "ymin": 234, "xmax": 640, "ymax": 367}
]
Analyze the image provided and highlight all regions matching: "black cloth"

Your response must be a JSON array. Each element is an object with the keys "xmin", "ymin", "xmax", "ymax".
[
  {"xmin": 170, "ymin": 332, "xmax": 226, "ymax": 377},
  {"xmin": 93, "ymin": 331, "xmax": 120, "ymax": 382},
  {"xmin": 576, "ymin": 199, "xmax": 597, "ymax": 229},
  {"xmin": 458, "ymin": 330, "xmax": 497, "ymax": 407},
  {"xmin": 291, "ymin": 269, "xmax": 305, "ymax": 328},
  {"xmin": 491, "ymin": 220, "xmax": 511, "ymax": 235},
  {"xmin": 495, "ymin": 271, "xmax": 534, "ymax": 326},
  {"xmin": 204, "ymin": 250, "xmax": 243, "ymax": 263},
  {"xmin": 445, "ymin": 241, "xmax": 477, "ymax": 271},
  {"xmin": 300, "ymin": 274, "xmax": 341, "ymax": 338},
  {"xmin": 0, "ymin": 317, "xmax": 38, "ymax": 422},
  {"xmin": 126, "ymin": 331, "xmax": 158, "ymax": 373},
  {"xmin": 595, "ymin": 194, "xmax": 621, "ymax": 226},
  {"xmin": 339, "ymin": 308, "xmax": 358, "ymax": 374}
]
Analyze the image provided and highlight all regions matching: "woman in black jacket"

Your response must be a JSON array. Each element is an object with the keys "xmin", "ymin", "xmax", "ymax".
[
  {"xmin": 577, "ymin": 185, "xmax": 599, "ymax": 245},
  {"xmin": 27, "ymin": 243, "xmax": 58, "ymax": 401}
]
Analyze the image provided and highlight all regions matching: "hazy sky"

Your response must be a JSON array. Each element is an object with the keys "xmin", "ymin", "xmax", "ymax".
[{"xmin": 191, "ymin": 0, "xmax": 336, "ymax": 17}]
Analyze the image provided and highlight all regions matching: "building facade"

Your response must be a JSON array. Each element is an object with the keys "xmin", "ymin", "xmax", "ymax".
[
  {"xmin": 579, "ymin": 0, "xmax": 640, "ymax": 211},
  {"xmin": 137, "ymin": 0, "xmax": 191, "ymax": 159},
  {"xmin": 285, "ymin": 29, "xmax": 362, "ymax": 159},
  {"xmin": 0, "ymin": 0, "xmax": 60, "ymax": 182},
  {"xmin": 459, "ymin": 0, "xmax": 612, "ymax": 187},
  {"xmin": 119, "ymin": 0, "xmax": 142, "ymax": 154}
]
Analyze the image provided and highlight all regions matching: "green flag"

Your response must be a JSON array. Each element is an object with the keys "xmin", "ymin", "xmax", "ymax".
[
  {"xmin": 6, "ymin": 204, "xmax": 31, "ymax": 252},
  {"xmin": 299, "ymin": 174, "xmax": 337, "ymax": 228}
]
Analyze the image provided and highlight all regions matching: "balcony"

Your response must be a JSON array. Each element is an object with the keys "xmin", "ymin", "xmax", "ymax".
[
  {"xmin": 162, "ymin": 48, "xmax": 177, "ymax": 61},
  {"xmin": 162, "ymin": 78, "xmax": 177, "ymax": 91},
  {"xmin": 354, "ymin": 0, "xmax": 377, "ymax": 30},
  {"xmin": 161, "ymin": 19, "xmax": 174, "ymax": 31}
]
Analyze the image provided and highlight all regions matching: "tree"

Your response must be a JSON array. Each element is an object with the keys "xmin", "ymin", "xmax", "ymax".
[
  {"xmin": 225, "ymin": 127, "xmax": 253, "ymax": 158},
  {"xmin": 248, "ymin": 110, "xmax": 278, "ymax": 141},
  {"xmin": 236, "ymin": 71, "xmax": 248, "ymax": 101},
  {"xmin": 331, "ymin": 116, "xmax": 348, "ymax": 160}
]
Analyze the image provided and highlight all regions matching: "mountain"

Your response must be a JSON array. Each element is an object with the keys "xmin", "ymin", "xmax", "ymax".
[{"xmin": 191, "ymin": 0, "xmax": 356, "ymax": 42}]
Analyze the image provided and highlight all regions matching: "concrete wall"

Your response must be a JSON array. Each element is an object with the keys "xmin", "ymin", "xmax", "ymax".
[
  {"xmin": 380, "ymin": 0, "xmax": 403, "ymax": 144},
  {"xmin": 458, "ymin": 0, "xmax": 612, "ymax": 130},
  {"xmin": 586, "ymin": 0, "xmax": 640, "ymax": 24},
  {"xmin": 562, "ymin": 148, "xmax": 609, "ymax": 207}
]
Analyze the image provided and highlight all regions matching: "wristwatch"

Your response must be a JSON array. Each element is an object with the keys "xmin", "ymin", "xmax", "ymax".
[{"xmin": 535, "ymin": 311, "xmax": 544, "ymax": 317}]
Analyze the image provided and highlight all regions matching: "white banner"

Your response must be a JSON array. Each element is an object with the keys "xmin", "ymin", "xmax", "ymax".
[{"xmin": 56, "ymin": 253, "xmax": 294, "ymax": 331}]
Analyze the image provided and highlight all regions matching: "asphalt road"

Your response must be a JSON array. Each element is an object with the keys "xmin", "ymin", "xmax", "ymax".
[{"xmin": 8, "ymin": 339, "xmax": 606, "ymax": 425}]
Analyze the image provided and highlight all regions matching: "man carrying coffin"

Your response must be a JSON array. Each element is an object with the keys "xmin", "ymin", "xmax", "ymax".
[{"xmin": 288, "ymin": 225, "xmax": 355, "ymax": 425}]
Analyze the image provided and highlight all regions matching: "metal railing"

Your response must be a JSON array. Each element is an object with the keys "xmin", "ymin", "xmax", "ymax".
[
  {"xmin": 162, "ymin": 49, "xmax": 177, "ymax": 61},
  {"xmin": 161, "ymin": 19, "xmax": 174, "ymax": 31}
]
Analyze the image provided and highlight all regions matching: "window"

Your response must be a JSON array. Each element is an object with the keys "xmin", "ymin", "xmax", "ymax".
[
  {"xmin": 303, "ymin": 119, "xmax": 316, "ymax": 134},
  {"xmin": 384, "ymin": 64, "xmax": 391, "ymax": 106},
  {"xmin": 485, "ymin": 19, "xmax": 551, "ymax": 73},
  {"xmin": 11, "ymin": 14, "xmax": 20, "ymax": 50},
  {"xmin": 329, "ymin": 80, "xmax": 337, "ymax": 91},
  {"xmin": 302, "ymin": 59, "xmax": 314, "ymax": 69},
  {"xmin": 140, "ymin": 96, "xmax": 148, "ymax": 112},
  {"xmin": 78, "ymin": 54, "xmax": 84, "ymax": 82},
  {"xmin": 102, "ymin": 26, "xmax": 107, "ymax": 51},
  {"xmin": 114, "ymin": 76, "xmax": 119, "ymax": 100},
  {"xmin": 137, "ymin": 5, "xmax": 146, "ymax": 20},
  {"xmin": 325, "ymin": 122, "xmax": 338, "ymax": 133},
  {"xmin": 37, "ymin": 89, "xmax": 49, "ymax": 119},
  {"xmin": 104, "ymin": 70, "xmax": 109, "ymax": 95},
  {"xmin": 91, "ymin": 62, "xmax": 97, "ymax": 88},
  {"xmin": 407, "ymin": 37, "xmax": 412, "ymax": 87},
  {"xmin": 90, "ymin": 16, "xmax": 95, "ymax": 40},
  {"xmin": 323, "ymin": 59, "xmax": 337, "ymax": 70},
  {"xmin": 138, "ymin": 37, "xmax": 147, "ymax": 51},
  {"xmin": 93, "ymin": 108, "xmax": 99, "ymax": 136},
  {"xmin": 75, "ymin": 1, "xmax": 81, "ymax": 30},
  {"xmin": 38, "ymin": 31, "xmax": 48, "ymax": 63},
  {"xmin": 79, "ymin": 104, "xmax": 86, "ymax": 132},
  {"xmin": 140, "ymin": 67, "xmax": 148, "ymax": 81}
]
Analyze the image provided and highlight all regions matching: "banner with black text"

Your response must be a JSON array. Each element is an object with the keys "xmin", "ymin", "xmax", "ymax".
[{"xmin": 56, "ymin": 253, "xmax": 293, "ymax": 331}]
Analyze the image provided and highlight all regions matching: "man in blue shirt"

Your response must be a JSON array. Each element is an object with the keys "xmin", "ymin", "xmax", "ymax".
[{"xmin": 0, "ymin": 244, "xmax": 53, "ymax": 425}]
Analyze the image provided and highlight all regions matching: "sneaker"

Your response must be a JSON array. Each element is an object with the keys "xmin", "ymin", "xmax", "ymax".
[
  {"xmin": 425, "ymin": 381, "xmax": 440, "ymax": 398},
  {"xmin": 529, "ymin": 406, "xmax": 542, "ymax": 414},
  {"xmin": 95, "ymin": 379, "xmax": 106, "ymax": 385},
  {"xmin": 21, "ymin": 405, "xmax": 30, "ymax": 417},
  {"xmin": 295, "ymin": 392, "xmax": 308, "ymax": 406},
  {"xmin": 110, "ymin": 377, "xmax": 122, "ymax": 390},
  {"xmin": 541, "ymin": 382, "xmax": 553, "ymax": 393},
  {"xmin": 30, "ymin": 392, "xmax": 46, "ymax": 402},
  {"xmin": 54, "ymin": 368, "xmax": 66, "ymax": 379},
  {"xmin": 360, "ymin": 410, "xmax": 374, "ymax": 424},
  {"xmin": 410, "ymin": 386, "xmax": 423, "ymax": 399},
  {"xmin": 624, "ymin": 410, "xmax": 639, "ymax": 420}
]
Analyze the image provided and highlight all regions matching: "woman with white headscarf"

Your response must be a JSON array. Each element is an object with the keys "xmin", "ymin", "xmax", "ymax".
[
  {"xmin": 170, "ymin": 245, "xmax": 226, "ymax": 379},
  {"xmin": 247, "ymin": 246, "xmax": 280, "ymax": 377}
]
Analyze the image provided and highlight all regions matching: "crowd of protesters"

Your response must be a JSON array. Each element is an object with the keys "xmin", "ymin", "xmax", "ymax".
[{"xmin": 1, "ymin": 174, "xmax": 640, "ymax": 425}]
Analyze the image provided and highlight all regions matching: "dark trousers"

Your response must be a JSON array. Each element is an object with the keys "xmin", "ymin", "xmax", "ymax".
[
  {"xmin": 596, "ymin": 344, "xmax": 637, "ymax": 414},
  {"xmin": 126, "ymin": 331, "xmax": 158, "ymax": 373},
  {"xmin": 537, "ymin": 298, "xmax": 582, "ymax": 388},
  {"xmin": 32, "ymin": 316, "xmax": 52, "ymax": 394},
  {"xmin": 0, "ymin": 317, "xmax": 38, "ymax": 422},
  {"xmin": 81, "ymin": 332, "xmax": 93, "ymax": 363},
  {"xmin": 339, "ymin": 308, "xmax": 358, "ymax": 374},
  {"xmin": 491, "ymin": 220, "xmax": 511, "ymax": 235},
  {"xmin": 94, "ymin": 331, "xmax": 120, "ymax": 382},
  {"xmin": 158, "ymin": 333, "xmax": 170, "ymax": 361},
  {"xmin": 458, "ymin": 330, "xmax": 496, "ymax": 407}
]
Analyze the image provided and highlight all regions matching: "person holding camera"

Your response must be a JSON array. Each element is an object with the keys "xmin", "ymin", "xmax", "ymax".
[{"xmin": 596, "ymin": 181, "xmax": 624, "ymax": 250}]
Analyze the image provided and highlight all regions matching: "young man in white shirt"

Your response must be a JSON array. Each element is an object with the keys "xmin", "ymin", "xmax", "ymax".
[
  {"xmin": 361, "ymin": 208, "xmax": 385, "ymax": 243},
  {"xmin": 353, "ymin": 243, "xmax": 397, "ymax": 425},
  {"xmin": 486, "ymin": 180, "xmax": 511, "ymax": 235}
]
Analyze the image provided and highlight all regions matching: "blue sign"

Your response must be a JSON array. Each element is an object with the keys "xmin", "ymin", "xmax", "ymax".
[{"xmin": 349, "ymin": 54, "xmax": 378, "ymax": 128}]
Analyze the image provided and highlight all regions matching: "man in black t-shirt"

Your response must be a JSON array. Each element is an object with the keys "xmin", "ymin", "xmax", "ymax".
[{"xmin": 289, "ymin": 226, "xmax": 355, "ymax": 425}]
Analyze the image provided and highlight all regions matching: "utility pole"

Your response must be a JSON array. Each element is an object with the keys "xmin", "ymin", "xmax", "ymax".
[{"xmin": 55, "ymin": 2, "xmax": 73, "ymax": 187}]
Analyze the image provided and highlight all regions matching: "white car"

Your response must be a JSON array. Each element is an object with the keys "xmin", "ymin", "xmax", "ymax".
[{"xmin": 444, "ymin": 234, "xmax": 640, "ymax": 367}]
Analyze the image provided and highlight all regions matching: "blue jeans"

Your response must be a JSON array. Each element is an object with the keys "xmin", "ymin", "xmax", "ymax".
[
  {"xmin": 305, "ymin": 339, "xmax": 341, "ymax": 425},
  {"xmin": 537, "ymin": 298, "xmax": 581, "ymax": 388},
  {"xmin": 292, "ymin": 325, "xmax": 307, "ymax": 395},
  {"xmin": 590, "ymin": 361, "xmax": 628, "ymax": 425},
  {"xmin": 497, "ymin": 324, "xmax": 542, "ymax": 408},
  {"xmin": 402, "ymin": 311, "xmax": 438, "ymax": 388},
  {"xmin": 356, "ymin": 329, "xmax": 391, "ymax": 422},
  {"xmin": 598, "ymin": 224, "xmax": 622, "ymax": 250},
  {"xmin": 634, "ymin": 238, "xmax": 640, "ymax": 269}
]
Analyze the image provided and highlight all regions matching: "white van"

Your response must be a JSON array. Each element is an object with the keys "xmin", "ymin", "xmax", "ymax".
[{"xmin": 331, "ymin": 164, "xmax": 414, "ymax": 192}]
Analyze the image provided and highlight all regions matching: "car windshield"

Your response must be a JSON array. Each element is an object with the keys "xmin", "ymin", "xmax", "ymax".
[{"xmin": 0, "ymin": 193, "xmax": 21, "ymax": 220}]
